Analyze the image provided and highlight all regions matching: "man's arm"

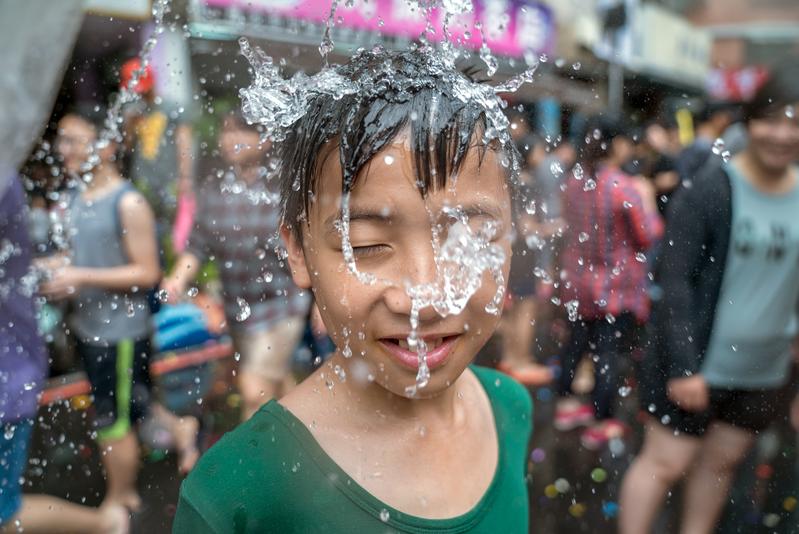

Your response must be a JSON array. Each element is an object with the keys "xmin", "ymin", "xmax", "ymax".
[
  {"xmin": 176, "ymin": 123, "xmax": 194, "ymax": 196},
  {"xmin": 656, "ymin": 185, "xmax": 709, "ymax": 380}
]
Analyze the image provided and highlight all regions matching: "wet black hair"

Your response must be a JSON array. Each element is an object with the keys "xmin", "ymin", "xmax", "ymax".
[
  {"xmin": 693, "ymin": 100, "xmax": 737, "ymax": 125},
  {"xmin": 745, "ymin": 63, "xmax": 799, "ymax": 123},
  {"xmin": 63, "ymin": 102, "xmax": 108, "ymax": 135},
  {"xmin": 579, "ymin": 114, "xmax": 632, "ymax": 175},
  {"xmin": 276, "ymin": 48, "xmax": 519, "ymax": 242}
]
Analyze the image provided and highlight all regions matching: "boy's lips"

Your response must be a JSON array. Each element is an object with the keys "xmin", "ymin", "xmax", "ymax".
[{"xmin": 378, "ymin": 334, "xmax": 460, "ymax": 371}]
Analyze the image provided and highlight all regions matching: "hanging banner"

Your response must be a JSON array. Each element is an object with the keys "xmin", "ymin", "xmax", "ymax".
[
  {"xmin": 707, "ymin": 66, "xmax": 769, "ymax": 102},
  {"xmin": 196, "ymin": 0, "xmax": 555, "ymax": 57}
]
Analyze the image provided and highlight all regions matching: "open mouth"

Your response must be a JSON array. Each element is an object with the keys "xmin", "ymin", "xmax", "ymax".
[
  {"xmin": 380, "ymin": 335, "xmax": 458, "ymax": 351},
  {"xmin": 378, "ymin": 334, "xmax": 461, "ymax": 370}
]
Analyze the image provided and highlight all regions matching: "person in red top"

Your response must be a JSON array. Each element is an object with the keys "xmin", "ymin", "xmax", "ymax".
[{"xmin": 555, "ymin": 116, "xmax": 663, "ymax": 448}]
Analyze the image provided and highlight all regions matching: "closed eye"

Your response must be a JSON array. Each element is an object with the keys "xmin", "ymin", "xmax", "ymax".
[{"xmin": 351, "ymin": 244, "xmax": 390, "ymax": 258}]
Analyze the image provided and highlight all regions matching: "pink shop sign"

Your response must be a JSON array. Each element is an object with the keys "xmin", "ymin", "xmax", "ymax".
[{"xmin": 203, "ymin": 0, "xmax": 555, "ymax": 56}]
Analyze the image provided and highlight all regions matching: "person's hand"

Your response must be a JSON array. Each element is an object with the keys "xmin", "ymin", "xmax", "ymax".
[
  {"xmin": 791, "ymin": 393, "xmax": 799, "ymax": 432},
  {"xmin": 632, "ymin": 177, "xmax": 658, "ymax": 213},
  {"xmin": 160, "ymin": 275, "xmax": 187, "ymax": 304},
  {"xmin": 39, "ymin": 266, "xmax": 85, "ymax": 301},
  {"xmin": 667, "ymin": 374, "xmax": 709, "ymax": 412},
  {"xmin": 33, "ymin": 254, "xmax": 69, "ymax": 273}
]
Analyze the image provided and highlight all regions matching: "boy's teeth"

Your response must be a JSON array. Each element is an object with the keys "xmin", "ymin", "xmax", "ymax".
[{"xmin": 392, "ymin": 337, "xmax": 448, "ymax": 351}]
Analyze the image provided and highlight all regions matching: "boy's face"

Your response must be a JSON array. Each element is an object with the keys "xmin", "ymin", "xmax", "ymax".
[
  {"xmin": 747, "ymin": 104, "xmax": 799, "ymax": 173},
  {"xmin": 284, "ymin": 132, "xmax": 513, "ymax": 398},
  {"xmin": 220, "ymin": 119, "xmax": 269, "ymax": 166},
  {"xmin": 56, "ymin": 115, "xmax": 97, "ymax": 175}
]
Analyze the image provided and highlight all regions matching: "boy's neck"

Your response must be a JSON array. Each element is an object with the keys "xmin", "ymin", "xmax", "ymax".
[
  {"xmin": 319, "ymin": 351, "xmax": 468, "ymax": 430},
  {"xmin": 235, "ymin": 163, "xmax": 261, "ymax": 185},
  {"xmin": 84, "ymin": 163, "xmax": 121, "ymax": 191}
]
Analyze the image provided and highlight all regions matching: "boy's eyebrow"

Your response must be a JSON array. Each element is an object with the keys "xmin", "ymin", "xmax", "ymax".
[
  {"xmin": 323, "ymin": 202, "xmax": 503, "ymax": 234},
  {"xmin": 324, "ymin": 206, "xmax": 394, "ymax": 233},
  {"xmin": 457, "ymin": 203, "xmax": 503, "ymax": 221}
]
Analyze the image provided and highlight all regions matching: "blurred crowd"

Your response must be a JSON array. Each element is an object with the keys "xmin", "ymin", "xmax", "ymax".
[{"xmin": 2, "ymin": 53, "xmax": 799, "ymax": 533}]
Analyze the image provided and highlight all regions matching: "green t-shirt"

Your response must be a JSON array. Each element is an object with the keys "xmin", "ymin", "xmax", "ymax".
[{"xmin": 173, "ymin": 366, "xmax": 533, "ymax": 533}]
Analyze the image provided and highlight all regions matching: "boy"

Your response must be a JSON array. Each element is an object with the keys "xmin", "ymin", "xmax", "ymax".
[{"xmin": 174, "ymin": 47, "xmax": 532, "ymax": 532}]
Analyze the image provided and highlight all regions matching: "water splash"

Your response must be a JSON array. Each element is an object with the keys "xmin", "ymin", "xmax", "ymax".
[
  {"xmin": 402, "ymin": 210, "xmax": 506, "ymax": 394},
  {"xmin": 99, "ymin": 0, "xmax": 170, "ymax": 148}
]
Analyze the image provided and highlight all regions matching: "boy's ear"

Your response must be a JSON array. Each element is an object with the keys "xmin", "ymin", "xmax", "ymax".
[{"xmin": 280, "ymin": 223, "xmax": 312, "ymax": 289}]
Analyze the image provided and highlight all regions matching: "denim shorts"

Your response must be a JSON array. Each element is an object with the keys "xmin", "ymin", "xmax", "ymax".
[{"xmin": 0, "ymin": 419, "xmax": 33, "ymax": 525}]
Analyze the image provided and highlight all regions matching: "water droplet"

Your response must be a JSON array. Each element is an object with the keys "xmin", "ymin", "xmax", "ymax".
[
  {"xmin": 155, "ymin": 289, "xmax": 169, "ymax": 303},
  {"xmin": 618, "ymin": 386, "xmax": 632, "ymax": 397},
  {"xmin": 578, "ymin": 232, "xmax": 589, "ymax": 243},
  {"xmin": 635, "ymin": 252, "xmax": 646, "ymax": 263},
  {"xmin": 554, "ymin": 478, "xmax": 570, "ymax": 493},
  {"xmin": 565, "ymin": 300, "xmax": 579, "ymax": 322},
  {"xmin": 235, "ymin": 298, "xmax": 251, "ymax": 322},
  {"xmin": 379, "ymin": 509, "xmax": 390, "ymax": 522},
  {"xmin": 479, "ymin": 43, "xmax": 498, "ymax": 76},
  {"xmin": 583, "ymin": 179, "xmax": 597, "ymax": 191},
  {"xmin": 187, "ymin": 287, "xmax": 198, "ymax": 298},
  {"xmin": 712, "ymin": 137, "xmax": 725, "ymax": 156},
  {"xmin": 384, "ymin": 155, "xmax": 395, "ymax": 165}
]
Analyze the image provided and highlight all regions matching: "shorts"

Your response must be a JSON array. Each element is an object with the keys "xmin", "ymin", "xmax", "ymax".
[
  {"xmin": 232, "ymin": 317, "xmax": 305, "ymax": 381},
  {"xmin": 77, "ymin": 337, "xmax": 152, "ymax": 442},
  {"xmin": 644, "ymin": 385, "xmax": 789, "ymax": 437},
  {"xmin": 0, "ymin": 420, "xmax": 33, "ymax": 525}
]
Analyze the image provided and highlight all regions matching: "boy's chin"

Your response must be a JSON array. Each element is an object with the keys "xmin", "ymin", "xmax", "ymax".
[{"xmin": 387, "ymin": 365, "xmax": 472, "ymax": 400}]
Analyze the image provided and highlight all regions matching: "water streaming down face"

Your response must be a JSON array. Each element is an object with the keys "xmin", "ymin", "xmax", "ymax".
[{"xmin": 239, "ymin": 0, "xmax": 537, "ymax": 394}]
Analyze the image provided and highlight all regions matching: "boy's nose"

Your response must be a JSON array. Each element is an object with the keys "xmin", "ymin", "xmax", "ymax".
[
  {"xmin": 383, "ymin": 244, "xmax": 439, "ymax": 320},
  {"xmin": 384, "ymin": 286, "xmax": 441, "ymax": 322}
]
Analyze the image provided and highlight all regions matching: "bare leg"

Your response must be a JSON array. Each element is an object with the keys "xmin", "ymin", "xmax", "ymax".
[
  {"xmin": 236, "ymin": 319, "xmax": 305, "ymax": 420},
  {"xmin": 3, "ymin": 496, "xmax": 128, "ymax": 534},
  {"xmin": 238, "ymin": 371, "xmax": 280, "ymax": 421},
  {"xmin": 619, "ymin": 419, "xmax": 702, "ymax": 534},
  {"xmin": 680, "ymin": 423, "xmax": 755, "ymax": 534},
  {"xmin": 99, "ymin": 432, "xmax": 141, "ymax": 511},
  {"xmin": 501, "ymin": 297, "xmax": 536, "ymax": 367},
  {"xmin": 499, "ymin": 298, "xmax": 552, "ymax": 384},
  {"xmin": 150, "ymin": 403, "xmax": 200, "ymax": 475}
]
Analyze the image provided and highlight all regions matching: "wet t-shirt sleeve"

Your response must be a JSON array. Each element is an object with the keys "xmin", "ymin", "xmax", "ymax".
[{"xmin": 173, "ymin": 495, "xmax": 217, "ymax": 533}]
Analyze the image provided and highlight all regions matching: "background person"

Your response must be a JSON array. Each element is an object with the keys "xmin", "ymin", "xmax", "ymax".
[
  {"xmin": 40, "ymin": 108, "xmax": 161, "ymax": 513},
  {"xmin": 120, "ymin": 58, "xmax": 195, "ymax": 254},
  {"xmin": 620, "ymin": 66, "xmax": 799, "ymax": 534},
  {"xmin": 161, "ymin": 111, "xmax": 310, "ymax": 420},
  {"xmin": 1, "ymin": 169, "xmax": 127, "ymax": 533},
  {"xmin": 556, "ymin": 116, "xmax": 663, "ymax": 449}
]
